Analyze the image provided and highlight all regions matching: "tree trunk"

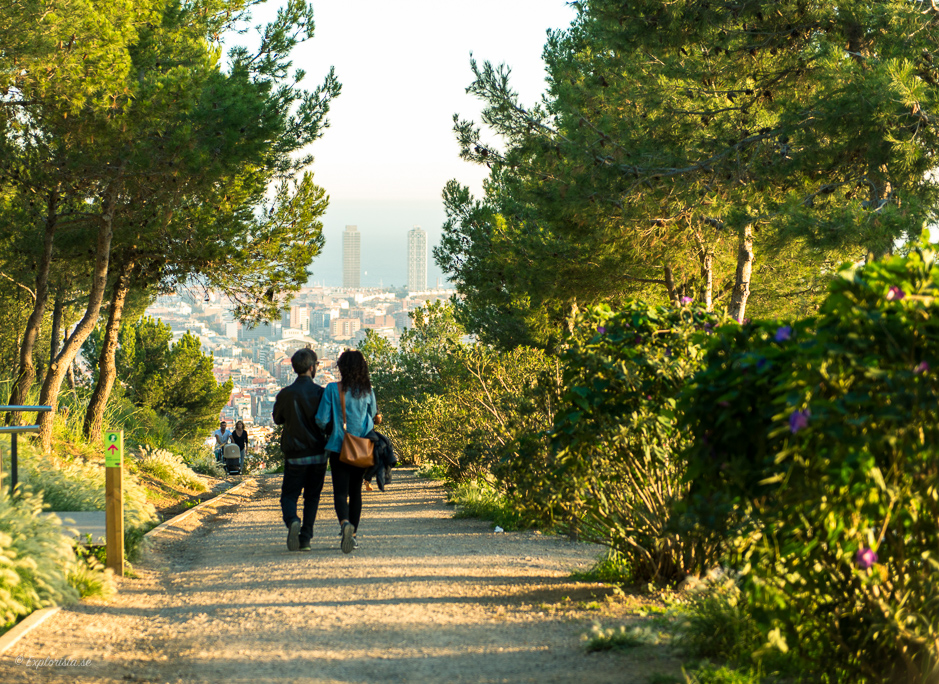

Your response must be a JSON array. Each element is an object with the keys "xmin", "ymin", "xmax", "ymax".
[
  {"xmin": 84, "ymin": 260, "xmax": 135, "ymax": 442},
  {"xmin": 663, "ymin": 265, "xmax": 679, "ymax": 305},
  {"xmin": 8, "ymin": 191, "xmax": 58, "ymax": 420},
  {"xmin": 49, "ymin": 287, "xmax": 63, "ymax": 368},
  {"xmin": 37, "ymin": 186, "xmax": 118, "ymax": 452},
  {"xmin": 728, "ymin": 224, "xmax": 754, "ymax": 322},
  {"xmin": 65, "ymin": 325, "xmax": 76, "ymax": 392},
  {"xmin": 700, "ymin": 248, "xmax": 713, "ymax": 312}
]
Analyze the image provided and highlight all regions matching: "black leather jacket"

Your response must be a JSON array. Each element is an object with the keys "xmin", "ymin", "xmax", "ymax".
[{"xmin": 272, "ymin": 375, "xmax": 327, "ymax": 459}]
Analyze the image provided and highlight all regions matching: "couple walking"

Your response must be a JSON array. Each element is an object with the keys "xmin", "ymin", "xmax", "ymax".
[{"xmin": 273, "ymin": 348, "xmax": 379, "ymax": 554}]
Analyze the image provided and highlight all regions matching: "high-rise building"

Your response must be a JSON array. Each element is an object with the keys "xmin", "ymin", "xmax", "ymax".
[
  {"xmin": 407, "ymin": 226, "xmax": 427, "ymax": 292},
  {"xmin": 343, "ymin": 225, "xmax": 361, "ymax": 289}
]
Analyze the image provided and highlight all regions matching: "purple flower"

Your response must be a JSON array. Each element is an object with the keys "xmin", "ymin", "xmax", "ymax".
[
  {"xmin": 597, "ymin": 326, "xmax": 607, "ymax": 334},
  {"xmin": 756, "ymin": 357, "xmax": 768, "ymax": 370},
  {"xmin": 717, "ymin": 400, "xmax": 730, "ymax": 408},
  {"xmin": 680, "ymin": 296, "xmax": 693, "ymax": 305},
  {"xmin": 886, "ymin": 286, "xmax": 905, "ymax": 301},
  {"xmin": 774, "ymin": 326, "xmax": 792, "ymax": 342},
  {"xmin": 915, "ymin": 361, "xmax": 929, "ymax": 375},
  {"xmin": 741, "ymin": 318, "xmax": 751, "ymax": 325},
  {"xmin": 855, "ymin": 547, "xmax": 878, "ymax": 570},
  {"xmin": 789, "ymin": 408, "xmax": 811, "ymax": 434}
]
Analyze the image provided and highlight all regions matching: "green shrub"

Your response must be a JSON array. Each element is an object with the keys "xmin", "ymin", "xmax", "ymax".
[
  {"xmin": 678, "ymin": 579, "xmax": 762, "ymax": 665},
  {"xmin": 547, "ymin": 301, "xmax": 729, "ymax": 583},
  {"xmin": 448, "ymin": 478, "xmax": 524, "ymax": 531},
  {"xmin": 361, "ymin": 304, "xmax": 560, "ymax": 488},
  {"xmin": 263, "ymin": 424, "xmax": 285, "ymax": 472},
  {"xmin": 416, "ymin": 462, "xmax": 448, "ymax": 481},
  {"xmin": 570, "ymin": 548, "xmax": 633, "ymax": 584},
  {"xmin": 683, "ymin": 664, "xmax": 761, "ymax": 684},
  {"xmin": 583, "ymin": 621, "xmax": 665, "ymax": 652},
  {"xmin": 681, "ymin": 245, "xmax": 939, "ymax": 682}
]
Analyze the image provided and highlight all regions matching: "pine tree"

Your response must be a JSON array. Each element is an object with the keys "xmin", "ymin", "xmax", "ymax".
[{"xmin": 445, "ymin": 0, "xmax": 939, "ymax": 345}]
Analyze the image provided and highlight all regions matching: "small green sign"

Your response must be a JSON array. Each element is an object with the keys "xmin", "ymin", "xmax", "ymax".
[{"xmin": 104, "ymin": 431, "xmax": 123, "ymax": 467}]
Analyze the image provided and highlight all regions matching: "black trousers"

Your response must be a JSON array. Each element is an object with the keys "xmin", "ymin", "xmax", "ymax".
[
  {"xmin": 280, "ymin": 461, "xmax": 328, "ymax": 543},
  {"xmin": 329, "ymin": 451, "xmax": 366, "ymax": 532}
]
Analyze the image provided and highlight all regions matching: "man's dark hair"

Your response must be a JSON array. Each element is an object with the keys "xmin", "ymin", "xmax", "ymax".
[{"xmin": 291, "ymin": 348, "xmax": 318, "ymax": 375}]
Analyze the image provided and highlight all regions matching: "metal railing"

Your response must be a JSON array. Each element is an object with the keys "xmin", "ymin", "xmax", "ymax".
[{"xmin": 0, "ymin": 405, "xmax": 51, "ymax": 495}]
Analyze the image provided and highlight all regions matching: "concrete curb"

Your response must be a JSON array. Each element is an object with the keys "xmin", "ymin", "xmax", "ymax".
[
  {"xmin": 0, "ymin": 607, "xmax": 61, "ymax": 656},
  {"xmin": 0, "ymin": 478, "xmax": 256, "ymax": 657},
  {"xmin": 144, "ymin": 477, "xmax": 254, "ymax": 539}
]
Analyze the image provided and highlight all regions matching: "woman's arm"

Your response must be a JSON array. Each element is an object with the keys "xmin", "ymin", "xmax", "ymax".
[
  {"xmin": 369, "ymin": 389, "xmax": 381, "ymax": 426},
  {"xmin": 315, "ymin": 384, "xmax": 333, "ymax": 429}
]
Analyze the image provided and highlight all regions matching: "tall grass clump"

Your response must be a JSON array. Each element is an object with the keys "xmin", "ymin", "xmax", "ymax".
[
  {"xmin": 135, "ymin": 446, "xmax": 207, "ymax": 491},
  {"xmin": 0, "ymin": 489, "xmax": 114, "ymax": 634},
  {"xmin": 10, "ymin": 443, "xmax": 158, "ymax": 559}
]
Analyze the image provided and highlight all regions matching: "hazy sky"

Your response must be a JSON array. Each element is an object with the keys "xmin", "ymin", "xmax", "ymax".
[{"xmin": 238, "ymin": 1, "xmax": 577, "ymax": 288}]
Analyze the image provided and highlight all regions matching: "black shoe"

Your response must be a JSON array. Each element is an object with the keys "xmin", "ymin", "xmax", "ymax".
[
  {"xmin": 340, "ymin": 521, "xmax": 355, "ymax": 554},
  {"xmin": 287, "ymin": 520, "xmax": 301, "ymax": 552},
  {"xmin": 299, "ymin": 540, "xmax": 312, "ymax": 552}
]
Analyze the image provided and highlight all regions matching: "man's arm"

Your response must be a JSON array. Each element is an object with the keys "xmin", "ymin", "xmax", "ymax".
[{"xmin": 272, "ymin": 390, "xmax": 287, "ymax": 426}]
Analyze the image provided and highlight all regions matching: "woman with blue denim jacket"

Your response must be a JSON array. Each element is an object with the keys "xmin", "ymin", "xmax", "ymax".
[{"xmin": 315, "ymin": 350, "xmax": 381, "ymax": 553}]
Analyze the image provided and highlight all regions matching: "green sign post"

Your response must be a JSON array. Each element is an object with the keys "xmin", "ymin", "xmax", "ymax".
[{"xmin": 104, "ymin": 431, "xmax": 124, "ymax": 575}]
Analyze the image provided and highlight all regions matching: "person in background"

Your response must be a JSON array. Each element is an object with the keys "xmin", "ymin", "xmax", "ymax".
[
  {"xmin": 213, "ymin": 421, "xmax": 232, "ymax": 462},
  {"xmin": 315, "ymin": 349, "xmax": 380, "ymax": 554},
  {"xmin": 231, "ymin": 420, "xmax": 249, "ymax": 472},
  {"xmin": 273, "ymin": 349, "xmax": 327, "ymax": 552}
]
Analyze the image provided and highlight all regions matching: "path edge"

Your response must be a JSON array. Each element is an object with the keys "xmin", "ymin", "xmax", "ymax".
[
  {"xmin": 0, "ymin": 607, "xmax": 61, "ymax": 656},
  {"xmin": 144, "ymin": 477, "xmax": 254, "ymax": 539},
  {"xmin": 0, "ymin": 478, "xmax": 256, "ymax": 657}
]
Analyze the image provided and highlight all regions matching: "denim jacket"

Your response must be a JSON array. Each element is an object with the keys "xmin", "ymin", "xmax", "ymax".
[{"xmin": 315, "ymin": 382, "xmax": 377, "ymax": 454}]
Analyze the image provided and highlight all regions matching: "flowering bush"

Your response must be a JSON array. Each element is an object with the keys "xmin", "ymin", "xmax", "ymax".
[
  {"xmin": 681, "ymin": 245, "xmax": 939, "ymax": 682},
  {"xmin": 548, "ymin": 301, "xmax": 730, "ymax": 582}
]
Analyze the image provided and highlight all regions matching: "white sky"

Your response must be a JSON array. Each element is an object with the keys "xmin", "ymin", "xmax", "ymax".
[
  {"xmin": 233, "ymin": 0, "xmax": 577, "ymax": 287},
  {"xmin": 282, "ymin": 0, "xmax": 576, "ymax": 201}
]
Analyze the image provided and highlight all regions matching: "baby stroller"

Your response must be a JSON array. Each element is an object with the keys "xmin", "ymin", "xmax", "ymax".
[{"xmin": 221, "ymin": 443, "xmax": 242, "ymax": 476}]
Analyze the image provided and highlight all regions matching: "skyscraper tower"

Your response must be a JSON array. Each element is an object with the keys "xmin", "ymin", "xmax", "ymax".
[
  {"xmin": 343, "ymin": 225, "xmax": 361, "ymax": 289},
  {"xmin": 407, "ymin": 225, "xmax": 427, "ymax": 292}
]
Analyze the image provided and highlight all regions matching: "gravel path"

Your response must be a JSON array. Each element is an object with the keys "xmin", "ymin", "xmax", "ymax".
[{"xmin": 1, "ymin": 469, "xmax": 678, "ymax": 683}]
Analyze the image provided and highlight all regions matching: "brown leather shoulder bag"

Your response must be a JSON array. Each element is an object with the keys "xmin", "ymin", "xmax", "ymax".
[{"xmin": 338, "ymin": 383, "xmax": 375, "ymax": 468}]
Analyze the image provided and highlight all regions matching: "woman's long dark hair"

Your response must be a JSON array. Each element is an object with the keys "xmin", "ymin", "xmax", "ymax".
[{"xmin": 337, "ymin": 350, "xmax": 372, "ymax": 398}]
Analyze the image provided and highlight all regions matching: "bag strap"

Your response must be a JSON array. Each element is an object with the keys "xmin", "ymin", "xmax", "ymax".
[{"xmin": 339, "ymin": 383, "xmax": 347, "ymax": 430}]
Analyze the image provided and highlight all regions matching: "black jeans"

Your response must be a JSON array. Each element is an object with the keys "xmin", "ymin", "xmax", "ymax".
[
  {"xmin": 280, "ymin": 461, "xmax": 328, "ymax": 543},
  {"xmin": 329, "ymin": 451, "xmax": 366, "ymax": 532}
]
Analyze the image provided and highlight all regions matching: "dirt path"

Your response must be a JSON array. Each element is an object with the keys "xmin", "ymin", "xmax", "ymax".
[{"xmin": 1, "ymin": 469, "xmax": 679, "ymax": 683}]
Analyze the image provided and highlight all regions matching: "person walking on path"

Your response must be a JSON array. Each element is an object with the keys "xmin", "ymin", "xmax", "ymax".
[
  {"xmin": 273, "ymin": 349, "xmax": 327, "ymax": 552},
  {"xmin": 316, "ymin": 349, "xmax": 380, "ymax": 554},
  {"xmin": 213, "ymin": 421, "xmax": 232, "ymax": 463},
  {"xmin": 231, "ymin": 420, "xmax": 249, "ymax": 472}
]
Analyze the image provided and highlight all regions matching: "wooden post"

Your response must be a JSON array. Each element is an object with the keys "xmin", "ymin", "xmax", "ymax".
[{"xmin": 104, "ymin": 431, "xmax": 124, "ymax": 575}]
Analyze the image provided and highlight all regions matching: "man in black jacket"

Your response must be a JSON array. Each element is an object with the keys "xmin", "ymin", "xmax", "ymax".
[{"xmin": 273, "ymin": 348, "xmax": 327, "ymax": 552}]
